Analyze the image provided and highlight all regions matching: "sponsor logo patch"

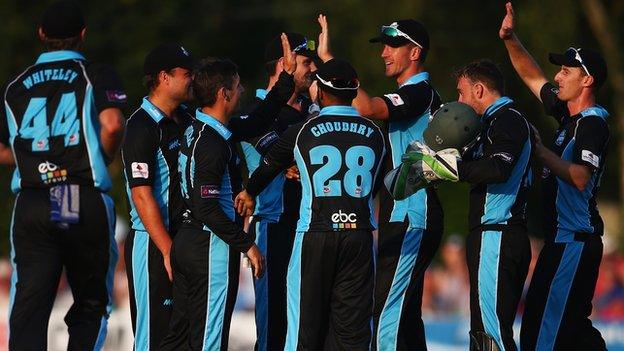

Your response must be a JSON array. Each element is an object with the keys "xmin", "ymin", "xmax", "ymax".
[
  {"xmin": 384, "ymin": 93, "xmax": 404, "ymax": 106},
  {"xmin": 131, "ymin": 162, "xmax": 149, "ymax": 179},
  {"xmin": 105, "ymin": 90, "xmax": 127, "ymax": 102},
  {"xmin": 38, "ymin": 161, "xmax": 68, "ymax": 184},
  {"xmin": 555, "ymin": 130, "xmax": 566, "ymax": 146},
  {"xmin": 200, "ymin": 185, "xmax": 220, "ymax": 198},
  {"xmin": 581, "ymin": 150, "xmax": 600, "ymax": 168},
  {"xmin": 493, "ymin": 152, "xmax": 514, "ymax": 164},
  {"xmin": 331, "ymin": 210, "xmax": 357, "ymax": 229}
]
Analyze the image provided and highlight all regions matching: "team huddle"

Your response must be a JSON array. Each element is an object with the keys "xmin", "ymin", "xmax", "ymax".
[{"xmin": 0, "ymin": 1, "xmax": 610, "ymax": 351}]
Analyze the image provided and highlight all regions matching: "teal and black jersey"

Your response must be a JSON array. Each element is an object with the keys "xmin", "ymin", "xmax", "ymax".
[
  {"xmin": 377, "ymin": 72, "xmax": 442, "ymax": 229},
  {"xmin": 246, "ymin": 106, "xmax": 386, "ymax": 232},
  {"xmin": 539, "ymin": 83, "xmax": 609, "ymax": 240},
  {"xmin": 458, "ymin": 97, "xmax": 533, "ymax": 230},
  {"xmin": 0, "ymin": 50, "xmax": 126, "ymax": 193},
  {"xmin": 121, "ymin": 98, "xmax": 193, "ymax": 233},
  {"xmin": 239, "ymin": 89, "xmax": 314, "ymax": 221}
]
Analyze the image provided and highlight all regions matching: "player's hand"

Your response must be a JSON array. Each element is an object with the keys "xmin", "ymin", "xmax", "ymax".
[
  {"xmin": 163, "ymin": 253, "xmax": 173, "ymax": 282},
  {"xmin": 285, "ymin": 165, "xmax": 300, "ymax": 181},
  {"xmin": 246, "ymin": 244, "xmax": 265, "ymax": 279},
  {"xmin": 317, "ymin": 14, "xmax": 334, "ymax": 62},
  {"xmin": 281, "ymin": 33, "xmax": 297, "ymax": 75},
  {"xmin": 309, "ymin": 80, "xmax": 319, "ymax": 103},
  {"xmin": 235, "ymin": 189, "xmax": 255, "ymax": 217},
  {"xmin": 529, "ymin": 123, "xmax": 546, "ymax": 159},
  {"xmin": 499, "ymin": 2, "xmax": 515, "ymax": 40}
]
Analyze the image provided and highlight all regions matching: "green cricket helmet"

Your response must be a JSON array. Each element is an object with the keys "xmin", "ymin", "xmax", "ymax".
[{"xmin": 423, "ymin": 102, "xmax": 481, "ymax": 152}]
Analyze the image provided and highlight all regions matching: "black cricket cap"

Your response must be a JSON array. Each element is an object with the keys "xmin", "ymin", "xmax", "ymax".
[
  {"xmin": 41, "ymin": 0, "xmax": 85, "ymax": 39},
  {"xmin": 369, "ymin": 19, "xmax": 429, "ymax": 49},
  {"xmin": 549, "ymin": 47, "xmax": 607, "ymax": 88},
  {"xmin": 265, "ymin": 32, "xmax": 317, "ymax": 62},
  {"xmin": 313, "ymin": 58, "xmax": 360, "ymax": 92},
  {"xmin": 143, "ymin": 44, "xmax": 196, "ymax": 75}
]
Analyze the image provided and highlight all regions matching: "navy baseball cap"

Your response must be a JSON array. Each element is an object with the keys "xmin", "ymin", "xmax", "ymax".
[
  {"xmin": 265, "ymin": 32, "xmax": 317, "ymax": 62},
  {"xmin": 369, "ymin": 20, "xmax": 429, "ymax": 49},
  {"xmin": 41, "ymin": 0, "xmax": 85, "ymax": 39},
  {"xmin": 548, "ymin": 47, "xmax": 607, "ymax": 88},
  {"xmin": 143, "ymin": 44, "xmax": 196, "ymax": 75},
  {"xmin": 313, "ymin": 58, "xmax": 360, "ymax": 92}
]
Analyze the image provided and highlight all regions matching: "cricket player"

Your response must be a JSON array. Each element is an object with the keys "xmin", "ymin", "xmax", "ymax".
[
  {"xmin": 236, "ymin": 58, "xmax": 386, "ymax": 350},
  {"xmin": 500, "ymin": 3, "xmax": 608, "ymax": 350},
  {"xmin": 121, "ymin": 43, "xmax": 195, "ymax": 350},
  {"xmin": 0, "ymin": 1, "xmax": 125, "ymax": 349}
]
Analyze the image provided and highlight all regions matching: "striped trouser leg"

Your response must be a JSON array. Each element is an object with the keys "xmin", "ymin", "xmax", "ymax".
[
  {"xmin": 521, "ymin": 234, "xmax": 606, "ymax": 351},
  {"xmin": 374, "ymin": 222, "xmax": 442, "ymax": 351},
  {"xmin": 466, "ymin": 227, "xmax": 530, "ymax": 351}
]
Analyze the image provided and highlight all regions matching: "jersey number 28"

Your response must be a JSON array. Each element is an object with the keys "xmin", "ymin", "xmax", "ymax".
[{"xmin": 309, "ymin": 145, "xmax": 375, "ymax": 198}]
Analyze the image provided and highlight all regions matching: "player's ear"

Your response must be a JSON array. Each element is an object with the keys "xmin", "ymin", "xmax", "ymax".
[
  {"xmin": 409, "ymin": 46, "xmax": 421, "ymax": 62},
  {"xmin": 37, "ymin": 27, "xmax": 46, "ymax": 42},
  {"xmin": 219, "ymin": 87, "xmax": 230, "ymax": 102},
  {"xmin": 582, "ymin": 74, "xmax": 594, "ymax": 88},
  {"xmin": 474, "ymin": 83, "xmax": 484, "ymax": 99},
  {"xmin": 79, "ymin": 28, "xmax": 87, "ymax": 42}
]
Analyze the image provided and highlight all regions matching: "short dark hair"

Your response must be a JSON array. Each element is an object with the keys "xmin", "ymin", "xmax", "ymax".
[
  {"xmin": 193, "ymin": 58, "xmax": 239, "ymax": 107},
  {"xmin": 454, "ymin": 59, "xmax": 505, "ymax": 95},
  {"xmin": 318, "ymin": 84, "xmax": 357, "ymax": 105},
  {"xmin": 142, "ymin": 69, "xmax": 175, "ymax": 92},
  {"xmin": 42, "ymin": 35, "xmax": 82, "ymax": 51}
]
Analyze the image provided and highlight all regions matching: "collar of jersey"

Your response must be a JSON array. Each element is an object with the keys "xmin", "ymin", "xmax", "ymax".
[
  {"xmin": 195, "ymin": 109, "xmax": 232, "ymax": 140},
  {"xmin": 141, "ymin": 97, "xmax": 168, "ymax": 123},
  {"xmin": 483, "ymin": 96, "xmax": 513, "ymax": 121},
  {"xmin": 36, "ymin": 50, "xmax": 85, "ymax": 65},
  {"xmin": 579, "ymin": 105, "xmax": 609, "ymax": 120},
  {"xmin": 256, "ymin": 89, "xmax": 268, "ymax": 100},
  {"xmin": 399, "ymin": 72, "xmax": 429, "ymax": 88},
  {"xmin": 318, "ymin": 105, "xmax": 360, "ymax": 117}
]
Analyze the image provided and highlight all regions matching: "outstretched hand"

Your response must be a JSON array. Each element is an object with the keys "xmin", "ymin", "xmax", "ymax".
[
  {"xmin": 317, "ymin": 14, "xmax": 334, "ymax": 62},
  {"xmin": 499, "ymin": 2, "xmax": 515, "ymax": 40},
  {"xmin": 281, "ymin": 33, "xmax": 297, "ymax": 74}
]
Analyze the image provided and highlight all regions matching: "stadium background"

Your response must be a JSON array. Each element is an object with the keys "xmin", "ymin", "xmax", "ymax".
[{"xmin": 0, "ymin": 0, "xmax": 622, "ymax": 349}]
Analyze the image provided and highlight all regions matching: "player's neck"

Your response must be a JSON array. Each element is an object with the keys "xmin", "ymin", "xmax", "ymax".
[
  {"xmin": 200, "ymin": 106, "xmax": 229, "ymax": 126},
  {"xmin": 147, "ymin": 93, "xmax": 179, "ymax": 118},
  {"xmin": 566, "ymin": 92, "xmax": 596, "ymax": 116},
  {"xmin": 396, "ymin": 64, "xmax": 424, "ymax": 86}
]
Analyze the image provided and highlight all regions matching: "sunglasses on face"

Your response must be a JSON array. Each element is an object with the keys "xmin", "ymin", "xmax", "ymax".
[
  {"xmin": 381, "ymin": 25, "xmax": 422, "ymax": 48},
  {"xmin": 566, "ymin": 47, "xmax": 590, "ymax": 76}
]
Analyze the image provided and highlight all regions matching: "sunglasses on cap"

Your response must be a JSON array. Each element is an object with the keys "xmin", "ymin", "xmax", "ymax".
[
  {"xmin": 316, "ymin": 74, "xmax": 360, "ymax": 90},
  {"xmin": 381, "ymin": 24, "xmax": 422, "ymax": 48},
  {"xmin": 566, "ymin": 47, "xmax": 590, "ymax": 76},
  {"xmin": 293, "ymin": 38, "xmax": 316, "ymax": 53}
]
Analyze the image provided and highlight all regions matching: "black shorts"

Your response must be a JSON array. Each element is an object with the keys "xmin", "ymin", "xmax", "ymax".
[{"xmin": 8, "ymin": 187, "xmax": 117, "ymax": 350}]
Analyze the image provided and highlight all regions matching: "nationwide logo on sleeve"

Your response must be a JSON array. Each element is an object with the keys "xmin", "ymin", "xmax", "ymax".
[
  {"xmin": 384, "ymin": 93, "xmax": 404, "ymax": 106},
  {"xmin": 131, "ymin": 162, "xmax": 149, "ymax": 179},
  {"xmin": 200, "ymin": 185, "xmax": 220, "ymax": 198},
  {"xmin": 493, "ymin": 152, "xmax": 514, "ymax": 164},
  {"xmin": 581, "ymin": 150, "xmax": 600, "ymax": 168},
  {"xmin": 105, "ymin": 90, "xmax": 127, "ymax": 102},
  {"xmin": 555, "ymin": 130, "xmax": 566, "ymax": 146}
]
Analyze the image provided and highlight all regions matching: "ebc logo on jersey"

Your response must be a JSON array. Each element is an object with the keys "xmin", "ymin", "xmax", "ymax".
[
  {"xmin": 331, "ymin": 210, "xmax": 357, "ymax": 229},
  {"xmin": 38, "ymin": 161, "xmax": 68, "ymax": 184}
]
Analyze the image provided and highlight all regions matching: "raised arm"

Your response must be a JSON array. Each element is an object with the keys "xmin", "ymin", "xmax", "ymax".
[{"xmin": 499, "ymin": 2, "xmax": 548, "ymax": 100}]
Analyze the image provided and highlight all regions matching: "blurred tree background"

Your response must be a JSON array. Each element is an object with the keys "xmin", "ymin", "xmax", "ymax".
[{"xmin": 0, "ymin": 0, "xmax": 622, "ymax": 255}]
